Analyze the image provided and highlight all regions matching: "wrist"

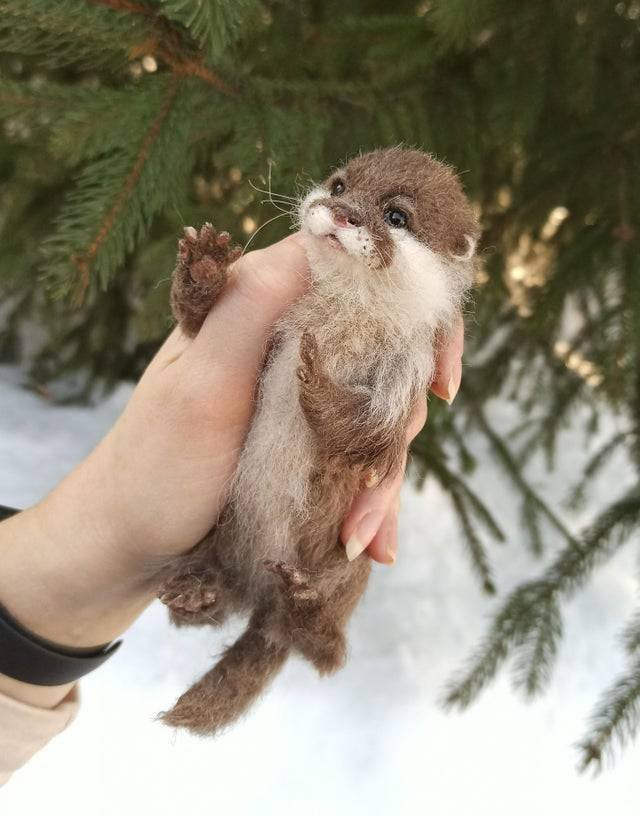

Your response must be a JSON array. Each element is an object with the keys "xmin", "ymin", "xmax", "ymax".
[{"xmin": 0, "ymin": 444, "xmax": 156, "ymax": 650}]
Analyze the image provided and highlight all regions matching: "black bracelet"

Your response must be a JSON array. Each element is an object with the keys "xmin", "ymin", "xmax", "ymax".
[
  {"xmin": 0, "ymin": 504, "xmax": 17, "ymax": 523},
  {"xmin": 0, "ymin": 505, "xmax": 122, "ymax": 685}
]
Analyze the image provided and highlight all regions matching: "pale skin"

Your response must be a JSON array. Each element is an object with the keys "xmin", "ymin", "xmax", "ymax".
[{"xmin": 0, "ymin": 233, "xmax": 463, "ymax": 712}]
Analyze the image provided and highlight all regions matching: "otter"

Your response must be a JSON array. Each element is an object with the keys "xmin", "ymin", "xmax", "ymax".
[{"xmin": 157, "ymin": 147, "xmax": 480, "ymax": 735}]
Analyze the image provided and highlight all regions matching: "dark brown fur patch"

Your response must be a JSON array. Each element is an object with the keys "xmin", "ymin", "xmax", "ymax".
[
  {"xmin": 160, "ymin": 603, "xmax": 288, "ymax": 735},
  {"xmin": 297, "ymin": 330, "xmax": 409, "ymax": 476},
  {"xmin": 323, "ymin": 147, "xmax": 479, "ymax": 261}
]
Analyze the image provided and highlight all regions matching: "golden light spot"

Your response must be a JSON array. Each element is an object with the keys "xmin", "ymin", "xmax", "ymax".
[
  {"xmin": 566, "ymin": 352, "xmax": 582, "ymax": 370},
  {"xmin": 497, "ymin": 187, "xmax": 512, "ymax": 209},
  {"xmin": 142, "ymin": 55, "xmax": 158, "ymax": 73},
  {"xmin": 541, "ymin": 206, "xmax": 570, "ymax": 240},
  {"xmin": 242, "ymin": 216, "xmax": 257, "ymax": 234},
  {"xmin": 578, "ymin": 360, "xmax": 596, "ymax": 378}
]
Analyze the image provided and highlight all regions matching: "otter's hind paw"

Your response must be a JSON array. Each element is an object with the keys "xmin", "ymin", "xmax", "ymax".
[
  {"xmin": 265, "ymin": 560, "xmax": 320, "ymax": 605},
  {"xmin": 159, "ymin": 575, "xmax": 221, "ymax": 627}
]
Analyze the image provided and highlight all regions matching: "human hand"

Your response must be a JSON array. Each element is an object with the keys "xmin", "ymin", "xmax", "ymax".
[
  {"xmin": 0, "ymin": 233, "xmax": 462, "ymax": 656},
  {"xmin": 53, "ymin": 233, "xmax": 463, "ymax": 569},
  {"xmin": 85, "ymin": 234, "xmax": 463, "ymax": 568}
]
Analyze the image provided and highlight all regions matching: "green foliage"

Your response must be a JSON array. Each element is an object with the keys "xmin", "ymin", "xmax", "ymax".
[
  {"xmin": 446, "ymin": 488, "xmax": 640, "ymax": 770},
  {"xmin": 0, "ymin": 0, "xmax": 153, "ymax": 69},
  {"xmin": 0, "ymin": 0, "xmax": 639, "ymax": 770},
  {"xmin": 43, "ymin": 77, "xmax": 195, "ymax": 297},
  {"xmin": 159, "ymin": 0, "xmax": 262, "ymax": 61}
]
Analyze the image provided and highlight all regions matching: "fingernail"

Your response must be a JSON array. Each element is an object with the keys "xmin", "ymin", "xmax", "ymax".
[
  {"xmin": 345, "ymin": 512, "xmax": 383, "ymax": 561},
  {"xmin": 446, "ymin": 373, "xmax": 459, "ymax": 405},
  {"xmin": 385, "ymin": 545, "xmax": 396, "ymax": 565}
]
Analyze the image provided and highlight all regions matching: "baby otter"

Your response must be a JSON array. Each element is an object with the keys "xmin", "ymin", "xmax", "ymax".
[{"xmin": 158, "ymin": 147, "xmax": 480, "ymax": 735}]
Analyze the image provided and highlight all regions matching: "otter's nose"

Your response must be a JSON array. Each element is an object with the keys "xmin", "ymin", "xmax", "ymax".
[{"xmin": 331, "ymin": 203, "xmax": 362, "ymax": 228}]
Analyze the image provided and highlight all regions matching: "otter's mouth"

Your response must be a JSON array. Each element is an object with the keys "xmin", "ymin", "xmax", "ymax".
[{"xmin": 323, "ymin": 233, "xmax": 346, "ymax": 253}]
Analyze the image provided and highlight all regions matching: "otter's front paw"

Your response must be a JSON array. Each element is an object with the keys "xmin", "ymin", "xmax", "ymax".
[
  {"xmin": 171, "ymin": 223, "xmax": 242, "ymax": 336},
  {"xmin": 178, "ymin": 223, "xmax": 242, "ymax": 286}
]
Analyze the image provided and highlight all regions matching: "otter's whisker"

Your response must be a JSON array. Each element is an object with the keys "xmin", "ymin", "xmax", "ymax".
[
  {"xmin": 258, "ymin": 197, "xmax": 296, "ymax": 215},
  {"xmin": 241, "ymin": 211, "xmax": 290, "ymax": 256}
]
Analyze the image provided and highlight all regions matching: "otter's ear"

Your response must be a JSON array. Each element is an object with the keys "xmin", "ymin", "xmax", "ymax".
[{"xmin": 451, "ymin": 234, "xmax": 477, "ymax": 261}]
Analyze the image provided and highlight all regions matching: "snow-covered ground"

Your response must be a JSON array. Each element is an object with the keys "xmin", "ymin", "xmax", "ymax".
[{"xmin": 1, "ymin": 363, "xmax": 638, "ymax": 815}]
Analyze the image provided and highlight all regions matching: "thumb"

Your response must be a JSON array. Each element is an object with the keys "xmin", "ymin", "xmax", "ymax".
[{"xmin": 187, "ymin": 232, "xmax": 310, "ymax": 371}]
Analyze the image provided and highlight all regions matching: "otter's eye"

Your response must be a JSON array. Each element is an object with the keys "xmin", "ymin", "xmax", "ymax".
[
  {"xmin": 330, "ymin": 179, "xmax": 345, "ymax": 195},
  {"xmin": 384, "ymin": 208, "xmax": 408, "ymax": 229}
]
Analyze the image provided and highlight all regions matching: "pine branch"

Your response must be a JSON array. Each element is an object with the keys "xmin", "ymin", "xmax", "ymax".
[
  {"xmin": 546, "ymin": 488, "xmax": 640, "ymax": 595},
  {"xmin": 512, "ymin": 594, "xmax": 563, "ymax": 697},
  {"xmin": 0, "ymin": 0, "xmax": 153, "ymax": 69},
  {"xmin": 88, "ymin": 0, "xmax": 239, "ymax": 93},
  {"xmin": 623, "ymin": 610, "xmax": 640, "ymax": 656},
  {"xmin": 0, "ymin": 75, "xmax": 137, "ymax": 160},
  {"xmin": 157, "ymin": 0, "xmax": 260, "ymax": 61},
  {"xmin": 443, "ymin": 581, "xmax": 557, "ymax": 709},
  {"xmin": 411, "ymin": 428, "xmax": 504, "ymax": 595},
  {"xmin": 445, "ymin": 487, "xmax": 640, "ymax": 711},
  {"xmin": 43, "ymin": 76, "xmax": 192, "ymax": 301},
  {"xmin": 429, "ymin": 0, "xmax": 499, "ymax": 48},
  {"xmin": 469, "ymin": 397, "xmax": 578, "ymax": 551},
  {"xmin": 72, "ymin": 80, "xmax": 180, "ymax": 297},
  {"xmin": 568, "ymin": 430, "xmax": 632, "ymax": 508},
  {"xmin": 577, "ymin": 653, "xmax": 640, "ymax": 773},
  {"xmin": 449, "ymin": 488, "xmax": 497, "ymax": 595},
  {"xmin": 0, "ymin": 75, "xmax": 92, "ymax": 114}
]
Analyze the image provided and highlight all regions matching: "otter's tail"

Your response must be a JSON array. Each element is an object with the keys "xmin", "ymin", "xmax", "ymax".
[{"xmin": 160, "ymin": 609, "xmax": 289, "ymax": 736}]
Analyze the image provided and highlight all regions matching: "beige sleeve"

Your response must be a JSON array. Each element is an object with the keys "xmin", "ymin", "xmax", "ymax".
[{"xmin": 0, "ymin": 684, "xmax": 80, "ymax": 787}]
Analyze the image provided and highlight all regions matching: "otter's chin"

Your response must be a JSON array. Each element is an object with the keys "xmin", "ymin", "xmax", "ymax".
[{"xmin": 323, "ymin": 233, "xmax": 347, "ymax": 253}]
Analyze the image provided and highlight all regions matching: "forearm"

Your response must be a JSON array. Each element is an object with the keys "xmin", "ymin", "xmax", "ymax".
[{"xmin": 0, "ymin": 438, "xmax": 156, "ymax": 708}]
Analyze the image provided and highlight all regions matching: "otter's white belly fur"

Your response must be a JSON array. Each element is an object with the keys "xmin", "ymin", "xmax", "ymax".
[
  {"xmin": 227, "ymin": 221, "xmax": 471, "ymax": 577},
  {"xmin": 231, "ymin": 324, "xmax": 314, "ymax": 567}
]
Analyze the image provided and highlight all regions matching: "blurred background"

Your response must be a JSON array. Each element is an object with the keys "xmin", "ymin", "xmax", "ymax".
[{"xmin": 1, "ymin": 0, "xmax": 639, "ymax": 811}]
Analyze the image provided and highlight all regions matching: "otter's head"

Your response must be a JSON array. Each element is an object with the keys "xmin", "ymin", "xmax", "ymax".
[{"xmin": 298, "ymin": 148, "xmax": 479, "ymax": 291}]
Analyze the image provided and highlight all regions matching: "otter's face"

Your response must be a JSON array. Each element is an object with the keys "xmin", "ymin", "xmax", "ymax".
[{"xmin": 298, "ymin": 148, "xmax": 479, "ymax": 273}]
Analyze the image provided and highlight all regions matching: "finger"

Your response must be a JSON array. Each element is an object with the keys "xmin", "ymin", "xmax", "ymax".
[
  {"xmin": 340, "ymin": 393, "xmax": 426, "ymax": 563},
  {"xmin": 186, "ymin": 232, "xmax": 310, "ymax": 373},
  {"xmin": 406, "ymin": 397, "xmax": 428, "ymax": 442},
  {"xmin": 340, "ymin": 454, "xmax": 406, "ymax": 562},
  {"xmin": 367, "ymin": 505, "xmax": 399, "ymax": 565},
  {"xmin": 143, "ymin": 327, "xmax": 191, "ymax": 376},
  {"xmin": 363, "ymin": 400, "xmax": 426, "ymax": 563},
  {"xmin": 430, "ymin": 314, "xmax": 464, "ymax": 404}
]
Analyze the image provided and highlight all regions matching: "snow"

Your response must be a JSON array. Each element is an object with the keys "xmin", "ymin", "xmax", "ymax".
[{"xmin": 1, "ymin": 363, "xmax": 639, "ymax": 815}]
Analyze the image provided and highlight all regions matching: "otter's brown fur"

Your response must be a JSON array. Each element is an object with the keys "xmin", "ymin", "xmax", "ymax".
[{"xmin": 157, "ymin": 148, "xmax": 479, "ymax": 736}]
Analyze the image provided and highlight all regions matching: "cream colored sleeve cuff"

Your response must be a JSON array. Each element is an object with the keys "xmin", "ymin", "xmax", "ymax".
[{"xmin": 0, "ymin": 684, "xmax": 79, "ymax": 787}]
